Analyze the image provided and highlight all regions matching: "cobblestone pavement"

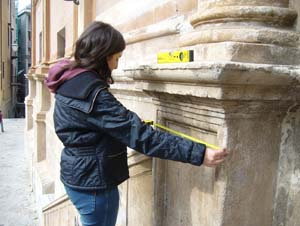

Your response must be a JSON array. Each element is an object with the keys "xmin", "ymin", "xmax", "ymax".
[{"xmin": 0, "ymin": 119, "xmax": 39, "ymax": 226}]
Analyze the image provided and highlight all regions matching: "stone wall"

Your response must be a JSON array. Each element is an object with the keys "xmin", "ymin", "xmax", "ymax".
[
  {"xmin": 27, "ymin": 0, "xmax": 300, "ymax": 226},
  {"xmin": 0, "ymin": 0, "xmax": 15, "ymax": 116}
]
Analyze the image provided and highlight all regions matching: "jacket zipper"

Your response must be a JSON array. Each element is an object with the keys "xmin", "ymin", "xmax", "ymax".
[{"xmin": 88, "ymin": 87, "xmax": 107, "ymax": 113}]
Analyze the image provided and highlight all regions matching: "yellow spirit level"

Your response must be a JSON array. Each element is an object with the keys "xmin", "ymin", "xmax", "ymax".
[{"xmin": 157, "ymin": 50, "xmax": 194, "ymax": 64}]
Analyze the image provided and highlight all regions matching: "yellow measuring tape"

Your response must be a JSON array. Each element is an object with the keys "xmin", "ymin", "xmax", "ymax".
[{"xmin": 144, "ymin": 120, "xmax": 220, "ymax": 150}]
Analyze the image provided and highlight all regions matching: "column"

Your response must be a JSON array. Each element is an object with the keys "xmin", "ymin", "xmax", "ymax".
[
  {"xmin": 25, "ymin": 71, "xmax": 36, "ymax": 131},
  {"xmin": 42, "ymin": 0, "xmax": 50, "ymax": 63},
  {"xmin": 32, "ymin": 0, "xmax": 50, "ymax": 162},
  {"xmin": 77, "ymin": 0, "xmax": 95, "ymax": 35},
  {"xmin": 73, "ymin": 4, "xmax": 79, "ymax": 43},
  {"xmin": 173, "ymin": 1, "xmax": 300, "ymax": 226},
  {"xmin": 31, "ymin": 2, "xmax": 37, "ymax": 66},
  {"xmin": 26, "ymin": 1, "xmax": 37, "ymax": 131},
  {"xmin": 33, "ymin": 72, "xmax": 50, "ymax": 162},
  {"xmin": 180, "ymin": 0, "xmax": 299, "ymax": 65}
]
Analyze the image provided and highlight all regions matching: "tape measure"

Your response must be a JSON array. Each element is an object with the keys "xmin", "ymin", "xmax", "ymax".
[
  {"xmin": 157, "ymin": 50, "xmax": 194, "ymax": 64},
  {"xmin": 144, "ymin": 120, "xmax": 220, "ymax": 150}
]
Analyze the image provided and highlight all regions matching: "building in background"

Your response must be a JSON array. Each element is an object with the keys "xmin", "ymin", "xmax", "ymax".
[
  {"xmin": 27, "ymin": 0, "xmax": 300, "ymax": 226},
  {"xmin": 16, "ymin": 5, "xmax": 31, "ymax": 117},
  {"xmin": 0, "ymin": 0, "xmax": 18, "ymax": 117}
]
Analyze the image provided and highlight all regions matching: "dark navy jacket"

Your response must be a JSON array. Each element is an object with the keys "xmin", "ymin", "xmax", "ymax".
[{"xmin": 54, "ymin": 72, "xmax": 206, "ymax": 190}]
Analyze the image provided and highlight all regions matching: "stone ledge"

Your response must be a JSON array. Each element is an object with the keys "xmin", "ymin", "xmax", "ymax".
[
  {"xmin": 117, "ymin": 62, "xmax": 300, "ymax": 101},
  {"xmin": 124, "ymin": 62, "xmax": 300, "ymax": 86},
  {"xmin": 42, "ymin": 194, "xmax": 69, "ymax": 212}
]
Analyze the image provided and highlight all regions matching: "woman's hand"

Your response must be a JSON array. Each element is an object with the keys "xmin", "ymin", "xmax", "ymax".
[{"xmin": 203, "ymin": 148, "xmax": 229, "ymax": 167}]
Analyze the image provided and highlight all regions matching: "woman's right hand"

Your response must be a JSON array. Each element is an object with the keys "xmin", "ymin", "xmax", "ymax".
[{"xmin": 203, "ymin": 147, "xmax": 229, "ymax": 167}]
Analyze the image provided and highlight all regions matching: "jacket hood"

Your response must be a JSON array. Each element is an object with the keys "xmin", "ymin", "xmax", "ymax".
[{"xmin": 45, "ymin": 59, "xmax": 90, "ymax": 93}]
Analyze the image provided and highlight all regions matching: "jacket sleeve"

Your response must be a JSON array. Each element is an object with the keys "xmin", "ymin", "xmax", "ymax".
[{"xmin": 86, "ymin": 89, "xmax": 206, "ymax": 166}]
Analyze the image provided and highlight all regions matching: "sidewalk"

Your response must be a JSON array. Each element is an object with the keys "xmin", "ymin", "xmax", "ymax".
[{"xmin": 0, "ymin": 119, "xmax": 39, "ymax": 226}]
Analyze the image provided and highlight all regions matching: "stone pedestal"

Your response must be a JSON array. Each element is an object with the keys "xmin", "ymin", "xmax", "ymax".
[{"xmin": 120, "ymin": 0, "xmax": 300, "ymax": 226}]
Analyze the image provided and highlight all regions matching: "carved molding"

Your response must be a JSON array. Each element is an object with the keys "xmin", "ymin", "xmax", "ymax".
[
  {"xmin": 124, "ymin": 16, "xmax": 183, "ymax": 44},
  {"xmin": 124, "ymin": 62, "xmax": 300, "ymax": 86},
  {"xmin": 180, "ymin": 28, "xmax": 300, "ymax": 47},
  {"xmin": 190, "ymin": 6, "xmax": 297, "ymax": 28},
  {"xmin": 114, "ymin": 62, "xmax": 300, "ymax": 102},
  {"xmin": 34, "ymin": 111, "xmax": 47, "ymax": 122},
  {"xmin": 34, "ymin": 73, "xmax": 47, "ymax": 81}
]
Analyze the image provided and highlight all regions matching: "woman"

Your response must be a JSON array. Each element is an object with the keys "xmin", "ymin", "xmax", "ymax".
[{"xmin": 45, "ymin": 21, "xmax": 228, "ymax": 226}]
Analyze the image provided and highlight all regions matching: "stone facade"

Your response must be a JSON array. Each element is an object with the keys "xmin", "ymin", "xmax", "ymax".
[
  {"xmin": 0, "ymin": 0, "xmax": 17, "ymax": 117},
  {"xmin": 26, "ymin": 0, "xmax": 300, "ymax": 226}
]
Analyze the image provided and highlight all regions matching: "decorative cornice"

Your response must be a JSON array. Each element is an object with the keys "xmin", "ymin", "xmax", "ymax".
[
  {"xmin": 124, "ymin": 16, "xmax": 183, "ymax": 44},
  {"xmin": 34, "ymin": 73, "xmax": 47, "ymax": 81},
  {"xmin": 119, "ymin": 62, "xmax": 300, "ymax": 101},
  {"xmin": 34, "ymin": 63, "xmax": 50, "ymax": 74},
  {"xmin": 34, "ymin": 111, "xmax": 47, "ymax": 122},
  {"xmin": 180, "ymin": 28, "xmax": 300, "ymax": 47},
  {"xmin": 26, "ymin": 73, "xmax": 36, "ymax": 80},
  {"xmin": 190, "ymin": 6, "xmax": 297, "ymax": 28}
]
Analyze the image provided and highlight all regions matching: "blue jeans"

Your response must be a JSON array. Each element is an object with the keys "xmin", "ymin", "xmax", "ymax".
[{"xmin": 64, "ymin": 185, "xmax": 119, "ymax": 226}]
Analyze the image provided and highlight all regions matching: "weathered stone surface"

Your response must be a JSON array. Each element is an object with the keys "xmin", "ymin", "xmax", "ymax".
[
  {"xmin": 191, "ymin": 6, "xmax": 297, "ymax": 27},
  {"xmin": 125, "ymin": 62, "xmax": 300, "ymax": 87},
  {"xmin": 273, "ymin": 110, "xmax": 300, "ymax": 226},
  {"xmin": 180, "ymin": 28, "xmax": 300, "ymax": 47},
  {"xmin": 27, "ymin": 1, "xmax": 300, "ymax": 226}
]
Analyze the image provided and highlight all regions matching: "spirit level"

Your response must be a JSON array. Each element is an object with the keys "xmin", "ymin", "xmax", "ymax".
[{"xmin": 157, "ymin": 50, "xmax": 194, "ymax": 64}]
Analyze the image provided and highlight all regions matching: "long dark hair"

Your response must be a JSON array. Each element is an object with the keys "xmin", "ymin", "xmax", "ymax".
[{"xmin": 70, "ymin": 21, "xmax": 125, "ymax": 84}]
